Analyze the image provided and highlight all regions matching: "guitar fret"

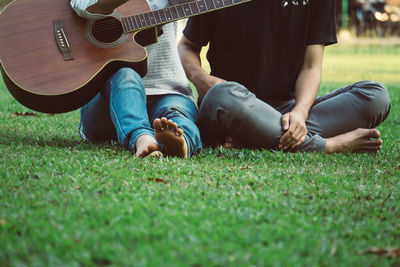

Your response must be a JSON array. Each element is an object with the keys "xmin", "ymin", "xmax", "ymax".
[
  {"xmin": 145, "ymin": 13, "xmax": 151, "ymax": 26},
  {"xmin": 121, "ymin": 17, "xmax": 132, "ymax": 32},
  {"xmin": 158, "ymin": 9, "xmax": 166, "ymax": 22},
  {"xmin": 214, "ymin": 0, "xmax": 223, "ymax": 8},
  {"xmin": 161, "ymin": 9, "xmax": 168, "ymax": 22},
  {"xmin": 187, "ymin": 3, "xmax": 194, "ymax": 15},
  {"xmin": 174, "ymin": 6, "xmax": 179, "ymax": 18},
  {"xmin": 204, "ymin": 0, "xmax": 214, "ymax": 10},
  {"xmin": 139, "ymin": 14, "xmax": 147, "ymax": 27},
  {"xmin": 136, "ymin": 14, "xmax": 145, "ymax": 28},
  {"xmin": 163, "ymin": 8, "xmax": 172, "ymax": 21},
  {"xmin": 126, "ymin": 16, "xmax": 134, "ymax": 31},
  {"xmin": 170, "ymin": 6, "xmax": 178, "ymax": 20},
  {"xmin": 120, "ymin": 17, "xmax": 127, "ymax": 32},
  {"xmin": 176, "ymin": 5, "xmax": 185, "ymax": 17},
  {"xmin": 189, "ymin": 2, "xmax": 199, "ymax": 14},
  {"xmin": 197, "ymin": 0, "xmax": 207, "ymax": 13},
  {"xmin": 163, "ymin": 8, "xmax": 167, "ymax": 21},
  {"xmin": 182, "ymin": 4, "xmax": 191, "ymax": 16},
  {"xmin": 211, "ymin": 0, "xmax": 217, "ymax": 9},
  {"xmin": 133, "ymin": 15, "xmax": 141, "ymax": 28},
  {"xmin": 130, "ymin": 16, "xmax": 137, "ymax": 31},
  {"xmin": 155, "ymin": 10, "xmax": 162, "ymax": 24},
  {"xmin": 146, "ymin": 13, "xmax": 151, "ymax": 26},
  {"xmin": 126, "ymin": 16, "xmax": 133, "ymax": 31},
  {"xmin": 121, "ymin": 17, "xmax": 128, "ymax": 32},
  {"xmin": 223, "ymin": 0, "xmax": 234, "ymax": 6},
  {"xmin": 195, "ymin": 1, "xmax": 201, "ymax": 12},
  {"xmin": 148, "ymin": 12, "xmax": 157, "ymax": 25},
  {"xmin": 120, "ymin": 0, "xmax": 252, "ymax": 33}
]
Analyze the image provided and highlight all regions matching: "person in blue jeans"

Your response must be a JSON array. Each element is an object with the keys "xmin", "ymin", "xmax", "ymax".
[{"xmin": 71, "ymin": 0, "xmax": 201, "ymax": 158}]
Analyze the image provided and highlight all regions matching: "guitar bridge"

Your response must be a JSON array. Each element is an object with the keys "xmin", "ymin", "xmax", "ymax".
[{"xmin": 53, "ymin": 19, "xmax": 73, "ymax": 61}]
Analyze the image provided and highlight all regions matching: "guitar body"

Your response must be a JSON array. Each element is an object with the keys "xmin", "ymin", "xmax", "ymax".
[{"xmin": 0, "ymin": 0, "xmax": 155, "ymax": 113}]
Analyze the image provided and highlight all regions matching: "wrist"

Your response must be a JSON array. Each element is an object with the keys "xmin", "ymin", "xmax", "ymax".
[{"xmin": 292, "ymin": 105, "xmax": 309, "ymax": 120}]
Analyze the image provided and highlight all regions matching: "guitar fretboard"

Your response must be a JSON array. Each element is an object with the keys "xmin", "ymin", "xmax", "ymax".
[{"xmin": 121, "ymin": 0, "xmax": 251, "ymax": 33}]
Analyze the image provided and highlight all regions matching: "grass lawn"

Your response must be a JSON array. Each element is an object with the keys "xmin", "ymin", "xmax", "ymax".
[{"xmin": 1, "ymin": 36, "xmax": 400, "ymax": 267}]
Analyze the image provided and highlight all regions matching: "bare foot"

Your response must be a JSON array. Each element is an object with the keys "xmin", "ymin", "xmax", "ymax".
[
  {"xmin": 223, "ymin": 136, "xmax": 245, "ymax": 149},
  {"xmin": 324, "ymin": 128, "xmax": 383, "ymax": 153},
  {"xmin": 135, "ymin": 135, "xmax": 162, "ymax": 157},
  {"xmin": 153, "ymin": 117, "xmax": 188, "ymax": 158}
]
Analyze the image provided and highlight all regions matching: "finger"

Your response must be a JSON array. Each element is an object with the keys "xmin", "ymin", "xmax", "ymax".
[
  {"xmin": 284, "ymin": 138, "xmax": 296, "ymax": 150},
  {"xmin": 290, "ymin": 123, "xmax": 306, "ymax": 142},
  {"xmin": 281, "ymin": 127, "xmax": 297, "ymax": 148},
  {"xmin": 279, "ymin": 131, "xmax": 291, "ymax": 148},
  {"xmin": 284, "ymin": 123, "xmax": 299, "ymax": 143},
  {"xmin": 283, "ymin": 135, "xmax": 296, "ymax": 150},
  {"xmin": 291, "ymin": 135, "xmax": 306, "ymax": 149},
  {"xmin": 291, "ymin": 126, "xmax": 304, "ymax": 143},
  {"xmin": 281, "ymin": 115, "xmax": 290, "ymax": 131}
]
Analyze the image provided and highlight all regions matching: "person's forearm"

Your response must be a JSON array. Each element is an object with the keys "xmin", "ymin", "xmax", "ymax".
[
  {"xmin": 178, "ymin": 41, "xmax": 203, "ymax": 83},
  {"xmin": 178, "ymin": 40, "xmax": 224, "ymax": 99},
  {"xmin": 293, "ymin": 67, "xmax": 321, "ymax": 120},
  {"xmin": 87, "ymin": 0, "xmax": 130, "ymax": 15},
  {"xmin": 293, "ymin": 44, "xmax": 324, "ymax": 120}
]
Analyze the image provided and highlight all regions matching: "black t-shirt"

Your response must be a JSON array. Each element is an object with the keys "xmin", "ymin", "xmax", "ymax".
[{"xmin": 183, "ymin": 0, "xmax": 338, "ymax": 103}]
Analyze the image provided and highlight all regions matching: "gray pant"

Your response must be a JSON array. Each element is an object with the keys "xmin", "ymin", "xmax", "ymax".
[{"xmin": 198, "ymin": 81, "xmax": 391, "ymax": 152}]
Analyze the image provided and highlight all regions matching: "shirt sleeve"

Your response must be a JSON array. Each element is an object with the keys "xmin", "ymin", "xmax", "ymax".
[
  {"xmin": 307, "ymin": 0, "xmax": 338, "ymax": 46},
  {"xmin": 70, "ymin": 0, "xmax": 110, "ymax": 19},
  {"xmin": 182, "ymin": 14, "xmax": 216, "ymax": 47}
]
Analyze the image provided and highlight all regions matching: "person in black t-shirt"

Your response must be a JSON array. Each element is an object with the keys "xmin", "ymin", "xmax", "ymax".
[{"xmin": 178, "ymin": 0, "xmax": 391, "ymax": 153}]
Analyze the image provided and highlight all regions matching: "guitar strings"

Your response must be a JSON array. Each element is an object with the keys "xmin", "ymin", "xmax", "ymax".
[{"xmin": 88, "ymin": 0, "xmax": 249, "ymax": 32}]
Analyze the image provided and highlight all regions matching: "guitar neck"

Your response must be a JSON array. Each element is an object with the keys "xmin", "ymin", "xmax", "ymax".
[{"xmin": 121, "ymin": 0, "xmax": 251, "ymax": 33}]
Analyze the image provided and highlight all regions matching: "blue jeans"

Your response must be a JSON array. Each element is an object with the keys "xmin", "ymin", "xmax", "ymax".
[{"xmin": 79, "ymin": 68, "xmax": 202, "ymax": 157}]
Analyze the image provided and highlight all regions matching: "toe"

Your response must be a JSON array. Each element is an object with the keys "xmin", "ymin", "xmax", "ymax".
[
  {"xmin": 167, "ymin": 119, "xmax": 174, "ymax": 129},
  {"xmin": 172, "ymin": 122, "xmax": 179, "ymax": 131},
  {"xmin": 153, "ymin": 118, "xmax": 162, "ymax": 131},
  {"xmin": 177, "ymin": 128, "xmax": 184, "ymax": 136},
  {"xmin": 368, "ymin": 129, "xmax": 380, "ymax": 139},
  {"xmin": 161, "ymin": 117, "xmax": 168, "ymax": 127},
  {"xmin": 137, "ymin": 147, "xmax": 149, "ymax": 157}
]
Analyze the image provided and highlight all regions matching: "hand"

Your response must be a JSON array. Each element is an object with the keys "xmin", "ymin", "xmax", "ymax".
[{"xmin": 279, "ymin": 111, "xmax": 308, "ymax": 150}]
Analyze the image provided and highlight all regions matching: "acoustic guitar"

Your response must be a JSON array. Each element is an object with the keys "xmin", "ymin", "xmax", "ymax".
[{"xmin": 0, "ymin": 0, "xmax": 251, "ymax": 113}]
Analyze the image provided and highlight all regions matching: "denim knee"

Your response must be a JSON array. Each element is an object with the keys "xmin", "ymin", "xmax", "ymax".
[
  {"xmin": 113, "ymin": 67, "xmax": 142, "ymax": 82},
  {"xmin": 105, "ymin": 68, "xmax": 145, "ymax": 98}
]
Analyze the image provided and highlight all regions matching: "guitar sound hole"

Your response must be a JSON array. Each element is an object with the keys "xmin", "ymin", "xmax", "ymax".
[{"xmin": 91, "ymin": 17, "xmax": 123, "ymax": 43}]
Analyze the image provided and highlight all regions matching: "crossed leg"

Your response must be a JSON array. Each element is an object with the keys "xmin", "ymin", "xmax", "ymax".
[
  {"xmin": 224, "ymin": 129, "xmax": 383, "ymax": 153},
  {"xmin": 207, "ymin": 81, "xmax": 390, "ymax": 153}
]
